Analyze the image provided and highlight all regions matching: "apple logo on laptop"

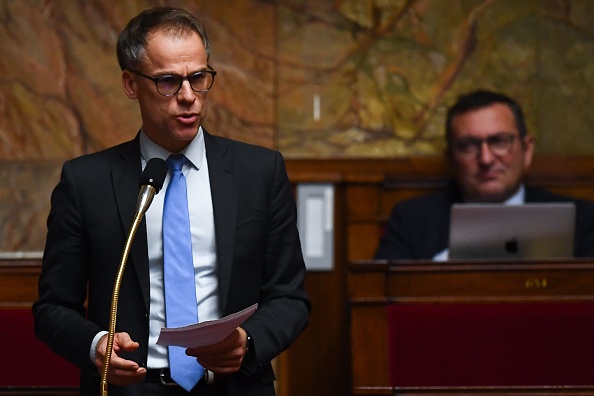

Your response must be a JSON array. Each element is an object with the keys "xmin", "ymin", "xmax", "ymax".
[{"xmin": 505, "ymin": 238, "xmax": 519, "ymax": 254}]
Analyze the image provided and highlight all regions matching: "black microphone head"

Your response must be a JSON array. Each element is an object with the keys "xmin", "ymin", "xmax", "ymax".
[{"xmin": 139, "ymin": 158, "xmax": 168, "ymax": 193}]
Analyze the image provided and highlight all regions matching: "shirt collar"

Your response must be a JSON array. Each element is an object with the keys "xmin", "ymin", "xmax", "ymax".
[
  {"xmin": 139, "ymin": 127, "xmax": 205, "ymax": 170},
  {"xmin": 462, "ymin": 184, "xmax": 526, "ymax": 205},
  {"xmin": 504, "ymin": 184, "xmax": 525, "ymax": 205}
]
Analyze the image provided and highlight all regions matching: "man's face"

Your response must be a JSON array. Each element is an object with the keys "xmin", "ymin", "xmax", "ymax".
[
  {"xmin": 449, "ymin": 103, "xmax": 535, "ymax": 202},
  {"xmin": 122, "ymin": 30, "xmax": 209, "ymax": 153}
]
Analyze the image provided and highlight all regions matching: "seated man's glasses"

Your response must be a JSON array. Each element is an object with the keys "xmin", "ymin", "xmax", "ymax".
[
  {"xmin": 451, "ymin": 133, "xmax": 517, "ymax": 158},
  {"xmin": 130, "ymin": 68, "xmax": 217, "ymax": 96}
]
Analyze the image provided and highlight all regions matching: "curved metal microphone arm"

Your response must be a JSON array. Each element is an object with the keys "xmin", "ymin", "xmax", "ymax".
[{"xmin": 100, "ymin": 184, "xmax": 158, "ymax": 396}]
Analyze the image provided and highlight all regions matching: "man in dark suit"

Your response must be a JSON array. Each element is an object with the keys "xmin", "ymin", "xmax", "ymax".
[
  {"xmin": 375, "ymin": 90, "xmax": 594, "ymax": 260},
  {"xmin": 33, "ymin": 7, "xmax": 310, "ymax": 396}
]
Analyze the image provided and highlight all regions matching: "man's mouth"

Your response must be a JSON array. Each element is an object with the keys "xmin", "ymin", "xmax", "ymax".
[
  {"xmin": 176, "ymin": 113, "xmax": 198, "ymax": 124},
  {"xmin": 477, "ymin": 170, "xmax": 501, "ymax": 182}
]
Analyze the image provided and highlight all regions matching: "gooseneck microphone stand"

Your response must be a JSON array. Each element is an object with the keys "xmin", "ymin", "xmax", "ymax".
[{"xmin": 101, "ymin": 158, "xmax": 168, "ymax": 396}]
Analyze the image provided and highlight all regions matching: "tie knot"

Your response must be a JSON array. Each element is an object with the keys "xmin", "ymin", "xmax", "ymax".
[{"xmin": 167, "ymin": 154, "xmax": 186, "ymax": 172}]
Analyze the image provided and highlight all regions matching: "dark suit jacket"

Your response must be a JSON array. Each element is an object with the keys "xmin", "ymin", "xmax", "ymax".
[
  {"xmin": 374, "ymin": 184, "xmax": 594, "ymax": 260},
  {"xmin": 33, "ymin": 131, "xmax": 311, "ymax": 396}
]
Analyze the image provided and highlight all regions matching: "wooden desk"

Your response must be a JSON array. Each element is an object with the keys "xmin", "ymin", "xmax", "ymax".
[{"xmin": 349, "ymin": 259, "xmax": 594, "ymax": 396}]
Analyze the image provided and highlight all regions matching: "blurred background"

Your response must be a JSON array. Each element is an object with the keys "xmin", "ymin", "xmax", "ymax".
[{"xmin": 2, "ymin": 0, "xmax": 594, "ymax": 252}]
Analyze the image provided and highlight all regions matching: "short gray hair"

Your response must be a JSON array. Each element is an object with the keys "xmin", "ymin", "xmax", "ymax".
[{"xmin": 116, "ymin": 7, "xmax": 211, "ymax": 71}]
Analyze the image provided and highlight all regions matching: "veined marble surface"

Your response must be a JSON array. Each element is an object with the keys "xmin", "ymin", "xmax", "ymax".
[{"xmin": 2, "ymin": 0, "xmax": 594, "ymax": 251}]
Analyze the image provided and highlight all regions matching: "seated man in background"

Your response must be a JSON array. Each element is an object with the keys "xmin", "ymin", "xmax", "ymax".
[{"xmin": 374, "ymin": 89, "xmax": 594, "ymax": 260}]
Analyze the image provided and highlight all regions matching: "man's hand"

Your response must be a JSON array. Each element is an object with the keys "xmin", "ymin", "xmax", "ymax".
[
  {"xmin": 185, "ymin": 327, "xmax": 248, "ymax": 374},
  {"xmin": 95, "ymin": 332, "xmax": 146, "ymax": 386}
]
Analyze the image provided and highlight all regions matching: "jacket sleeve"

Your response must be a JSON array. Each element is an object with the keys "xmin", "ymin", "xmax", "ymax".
[
  {"xmin": 32, "ymin": 160, "xmax": 102, "ymax": 371},
  {"xmin": 234, "ymin": 151, "xmax": 311, "ymax": 374}
]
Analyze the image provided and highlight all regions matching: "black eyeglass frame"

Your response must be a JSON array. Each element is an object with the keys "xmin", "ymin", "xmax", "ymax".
[
  {"xmin": 451, "ymin": 132, "xmax": 518, "ymax": 158},
  {"xmin": 129, "ymin": 67, "xmax": 217, "ymax": 96}
]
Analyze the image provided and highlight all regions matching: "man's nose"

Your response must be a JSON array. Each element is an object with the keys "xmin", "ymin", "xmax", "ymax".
[
  {"xmin": 176, "ymin": 80, "xmax": 196, "ymax": 102},
  {"xmin": 478, "ymin": 141, "xmax": 494, "ymax": 164}
]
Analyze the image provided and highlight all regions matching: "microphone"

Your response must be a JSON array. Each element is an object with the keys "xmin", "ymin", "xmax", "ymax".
[
  {"xmin": 137, "ymin": 158, "xmax": 169, "ymax": 216},
  {"xmin": 101, "ymin": 158, "xmax": 168, "ymax": 396}
]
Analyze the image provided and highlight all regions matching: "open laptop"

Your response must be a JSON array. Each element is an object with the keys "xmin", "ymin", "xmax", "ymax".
[{"xmin": 448, "ymin": 203, "xmax": 575, "ymax": 260}]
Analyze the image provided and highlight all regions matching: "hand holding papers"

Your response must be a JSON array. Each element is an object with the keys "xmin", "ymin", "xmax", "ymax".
[{"xmin": 157, "ymin": 304, "xmax": 257, "ymax": 348}]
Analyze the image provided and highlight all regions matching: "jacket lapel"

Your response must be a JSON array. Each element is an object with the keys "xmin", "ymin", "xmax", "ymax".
[
  {"xmin": 112, "ymin": 136, "xmax": 151, "ymax": 313},
  {"xmin": 204, "ymin": 131, "xmax": 237, "ymax": 313}
]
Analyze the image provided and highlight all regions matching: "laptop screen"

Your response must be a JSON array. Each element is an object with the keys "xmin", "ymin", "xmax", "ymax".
[{"xmin": 448, "ymin": 203, "xmax": 575, "ymax": 260}]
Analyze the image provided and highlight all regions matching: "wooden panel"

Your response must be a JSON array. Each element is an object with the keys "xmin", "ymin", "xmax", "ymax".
[
  {"xmin": 386, "ymin": 267, "xmax": 594, "ymax": 302},
  {"xmin": 377, "ymin": 177, "xmax": 449, "ymax": 219},
  {"xmin": 285, "ymin": 157, "xmax": 449, "ymax": 184},
  {"xmin": 349, "ymin": 260, "xmax": 594, "ymax": 303},
  {"xmin": 277, "ymin": 269, "xmax": 350, "ymax": 396},
  {"xmin": 349, "ymin": 260, "xmax": 594, "ymax": 396},
  {"xmin": 347, "ymin": 223, "xmax": 380, "ymax": 261},
  {"xmin": 0, "ymin": 259, "xmax": 41, "ymax": 307},
  {"xmin": 346, "ymin": 185, "xmax": 379, "ymax": 220},
  {"xmin": 350, "ymin": 260, "xmax": 594, "ymax": 303},
  {"xmin": 351, "ymin": 305, "xmax": 388, "ymax": 388}
]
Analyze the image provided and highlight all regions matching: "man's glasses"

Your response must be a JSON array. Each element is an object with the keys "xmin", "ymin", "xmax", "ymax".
[
  {"xmin": 130, "ymin": 68, "xmax": 217, "ymax": 96},
  {"xmin": 451, "ymin": 133, "xmax": 517, "ymax": 158}
]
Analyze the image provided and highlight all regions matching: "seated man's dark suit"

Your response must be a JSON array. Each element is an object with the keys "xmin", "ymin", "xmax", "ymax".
[{"xmin": 374, "ymin": 184, "xmax": 594, "ymax": 260}]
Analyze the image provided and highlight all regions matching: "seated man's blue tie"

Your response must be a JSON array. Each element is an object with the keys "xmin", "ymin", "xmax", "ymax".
[{"xmin": 163, "ymin": 154, "xmax": 204, "ymax": 391}]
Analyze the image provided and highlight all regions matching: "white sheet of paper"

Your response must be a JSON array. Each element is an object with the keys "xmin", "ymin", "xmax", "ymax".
[{"xmin": 156, "ymin": 303, "xmax": 258, "ymax": 348}]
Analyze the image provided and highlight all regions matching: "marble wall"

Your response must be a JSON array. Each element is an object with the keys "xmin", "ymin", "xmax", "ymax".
[
  {"xmin": 277, "ymin": 0, "xmax": 594, "ymax": 157},
  {"xmin": 0, "ymin": 0, "xmax": 277, "ymax": 251},
  {"xmin": 2, "ymin": 0, "xmax": 594, "ymax": 251}
]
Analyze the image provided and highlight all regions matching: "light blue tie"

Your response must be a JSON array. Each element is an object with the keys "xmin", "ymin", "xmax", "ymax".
[{"xmin": 163, "ymin": 154, "xmax": 204, "ymax": 391}]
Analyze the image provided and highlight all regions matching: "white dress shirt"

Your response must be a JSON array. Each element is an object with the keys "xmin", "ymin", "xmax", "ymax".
[{"xmin": 90, "ymin": 128, "xmax": 220, "ymax": 368}]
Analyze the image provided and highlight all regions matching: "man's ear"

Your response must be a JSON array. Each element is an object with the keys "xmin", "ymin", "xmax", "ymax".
[
  {"xmin": 122, "ymin": 70, "xmax": 138, "ymax": 99},
  {"xmin": 522, "ymin": 134, "xmax": 535, "ymax": 169}
]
